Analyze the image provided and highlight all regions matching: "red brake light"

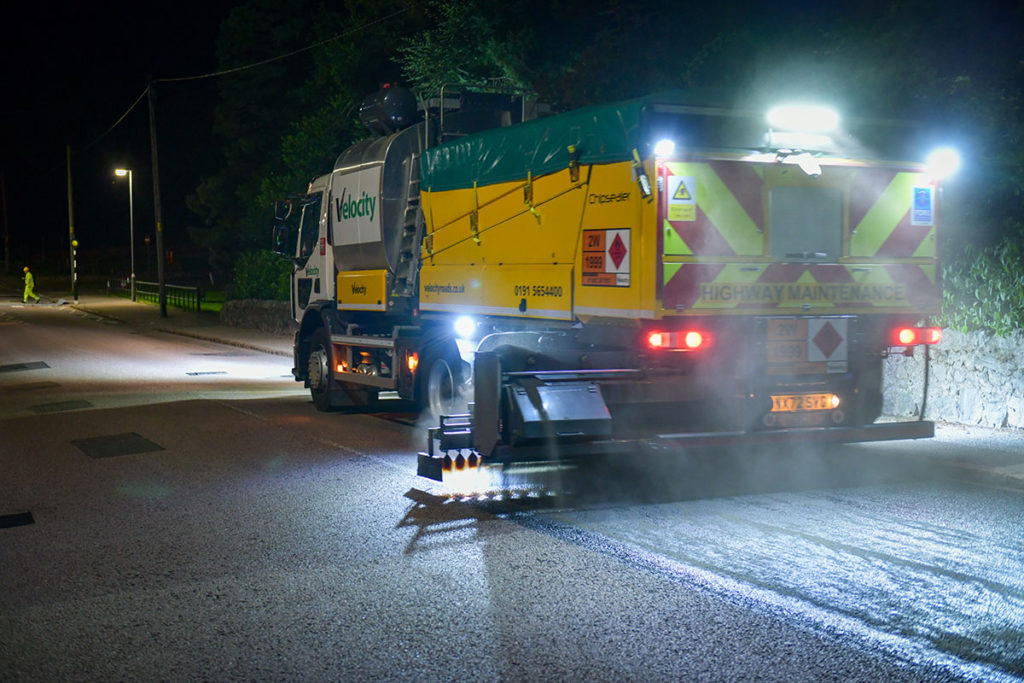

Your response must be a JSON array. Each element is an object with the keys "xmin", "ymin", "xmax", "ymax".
[
  {"xmin": 896, "ymin": 327, "xmax": 920, "ymax": 345},
  {"xmin": 891, "ymin": 326, "xmax": 941, "ymax": 347},
  {"xmin": 646, "ymin": 329, "xmax": 710, "ymax": 351},
  {"xmin": 683, "ymin": 330, "xmax": 705, "ymax": 349}
]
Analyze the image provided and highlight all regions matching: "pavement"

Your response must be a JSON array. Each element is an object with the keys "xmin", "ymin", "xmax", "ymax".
[
  {"xmin": 66, "ymin": 291, "xmax": 295, "ymax": 358},
  {"xmin": 0, "ymin": 272, "xmax": 291, "ymax": 358}
]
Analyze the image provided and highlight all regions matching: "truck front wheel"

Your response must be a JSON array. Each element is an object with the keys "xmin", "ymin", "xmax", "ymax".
[{"xmin": 308, "ymin": 328, "xmax": 337, "ymax": 412}]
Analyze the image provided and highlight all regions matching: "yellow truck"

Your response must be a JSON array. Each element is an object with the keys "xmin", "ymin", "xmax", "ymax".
[{"xmin": 272, "ymin": 86, "xmax": 951, "ymax": 481}]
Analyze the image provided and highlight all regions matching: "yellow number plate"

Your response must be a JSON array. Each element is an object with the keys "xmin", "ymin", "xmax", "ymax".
[{"xmin": 771, "ymin": 393, "xmax": 834, "ymax": 412}]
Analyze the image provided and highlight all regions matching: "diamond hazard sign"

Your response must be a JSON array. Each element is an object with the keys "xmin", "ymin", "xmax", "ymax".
[
  {"xmin": 609, "ymin": 233, "xmax": 627, "ymax": 269},
  {"xmin": 813, "ymin": 322, "xmax": 842, "ymax": 358},
  {"xmin": 808, "ymin": 319, "xmax": 847, "ymax": 362}
]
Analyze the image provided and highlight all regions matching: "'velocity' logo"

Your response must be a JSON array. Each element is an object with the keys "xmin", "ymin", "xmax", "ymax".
[{"xmin": 335, "ymin": 187, "xmax": 376, "ymax": 223}]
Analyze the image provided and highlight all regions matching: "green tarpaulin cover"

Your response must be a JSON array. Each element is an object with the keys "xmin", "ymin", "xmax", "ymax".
[{"xmin": 420, "ymin": 94, "xmax": 654, "ymax": 192}]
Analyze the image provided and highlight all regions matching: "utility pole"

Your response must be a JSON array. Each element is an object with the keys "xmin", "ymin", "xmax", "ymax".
[
  {"xmin": 147, "ymin": 78, "xmax": 167, "ymax": 317},
  {"xmin": 2, "ymin": 171, "xmax": 9, "ymax": 275},
  {"xmin": 67, "ymin": 145, "xmax": 78, "ymax": 302}
]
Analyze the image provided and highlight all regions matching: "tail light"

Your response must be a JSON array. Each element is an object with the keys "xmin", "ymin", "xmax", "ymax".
[
  {"xmin": 646, "ymin": 329, "xmax": 711, "ymax": 351},
  {"xmin": 890, "ymin": 326, "xmax": 941, "ymax": 347}
]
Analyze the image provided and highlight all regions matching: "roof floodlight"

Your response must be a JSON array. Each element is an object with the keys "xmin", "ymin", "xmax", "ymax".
[{"xmin": 766, "ymin": 104, "xmax": 840, "ymax": 133}]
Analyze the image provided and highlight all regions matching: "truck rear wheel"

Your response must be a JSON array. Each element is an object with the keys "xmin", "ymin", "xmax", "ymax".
[
  {"xmin": 308, "ymin": 328, "xmax": 378, "ymax": 412},
  {"xmin": 417, "ymin": 346, "xmax": 466, "ymax": 418}
]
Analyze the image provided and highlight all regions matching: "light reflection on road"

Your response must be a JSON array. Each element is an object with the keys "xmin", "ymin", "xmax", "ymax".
[{"xmin": 506, "ymin": 471, "xmax": 1024, "ymax": 681}]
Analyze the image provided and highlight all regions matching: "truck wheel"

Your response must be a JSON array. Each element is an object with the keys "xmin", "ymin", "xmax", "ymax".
[
  {"xmin": 308, "ymin": 328, "xmax": 338, "ymax": 412},
  {"xmin": 418, "ymin": 346, "xmax": 466, "ymax": 418},
  {"xmin": 308, "ymin": 327, "xmax": 379, "ymax": 412}
]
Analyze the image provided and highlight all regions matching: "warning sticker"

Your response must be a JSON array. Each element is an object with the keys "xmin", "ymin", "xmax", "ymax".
[
  {"xmin": 667, "ymin": 176, "xmax": 696, "ymax": 221},
  {"xmin": 807, "ymin": 318, "xmax": 847, "ymax": 363},
  {"xmin": 911, "ymin": 186, "xmax": 933, "ymax": 226},
  {"xmin": 582, "ymin": 228, "xmax": 630, "ymax": 287}
]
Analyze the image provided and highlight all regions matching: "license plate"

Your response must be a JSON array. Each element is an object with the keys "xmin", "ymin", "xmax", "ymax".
[{"xmin": 770, "ymin": 393, "xmax": 835, "ymax": 412}]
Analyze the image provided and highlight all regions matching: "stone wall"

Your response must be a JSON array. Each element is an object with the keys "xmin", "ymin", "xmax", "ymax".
[
  {"xmin": 884, "ymin": 329, "xmax": 1024, "ymax": 429},
  {"xmin": 219, "ymin": 300, "xmax": 297, "ymax": 335}
]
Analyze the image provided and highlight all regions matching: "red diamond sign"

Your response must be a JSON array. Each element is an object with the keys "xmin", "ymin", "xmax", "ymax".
[
  {"xmin": 608, "ymin": 233, "xmax": 627, "ymax": 269},
  {"xmin": 813, "ymin": 322, "xmax": 842, "ymax": 359}
]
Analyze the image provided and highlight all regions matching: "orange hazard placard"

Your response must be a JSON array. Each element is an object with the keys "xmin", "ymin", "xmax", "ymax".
[{"xmin": 582, "ymin": 229, "xmax": 630, "ymax": 287}]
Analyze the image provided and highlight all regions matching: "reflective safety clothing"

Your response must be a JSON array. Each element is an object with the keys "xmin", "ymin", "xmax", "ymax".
[{"xmin": 23, "ymin": 270, "xmax": 40, "ymax": 303}]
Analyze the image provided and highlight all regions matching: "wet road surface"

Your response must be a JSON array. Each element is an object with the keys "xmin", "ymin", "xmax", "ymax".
[{"xmin": 2, "ymin": 298, "xmax": 1022, "ymax": 680}]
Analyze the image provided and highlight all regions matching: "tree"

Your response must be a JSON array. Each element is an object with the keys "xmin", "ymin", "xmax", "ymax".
[
  {"xmin": 188, "ymin": 0, "xmax": 424, "ymax": 273},
  {"xmin": 397, "ymin": 0, "xmax": 529, "ymax": 94},
  {"xmin": 187, "ymin": 0, "xmax": 326, "ymax": 273}
]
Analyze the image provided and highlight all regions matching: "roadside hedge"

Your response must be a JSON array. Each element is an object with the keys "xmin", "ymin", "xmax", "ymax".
[
  {"xmin": 231, "ymin": 250, "xmax": 291, "ymax": 301},
  {"xmin": 937, "ymin": 237, "xmax": 1024, "ymax": 336}
]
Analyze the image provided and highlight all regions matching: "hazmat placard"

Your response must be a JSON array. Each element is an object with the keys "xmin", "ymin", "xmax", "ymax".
[{"xmin": 582, "ymin": 228, "xmax": 630, "ymax": 286}]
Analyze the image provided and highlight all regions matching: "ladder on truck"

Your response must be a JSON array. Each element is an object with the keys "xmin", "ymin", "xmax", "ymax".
[{"xmin": 391, "ymin": 152, "xmax": 423, "ymax": 299}]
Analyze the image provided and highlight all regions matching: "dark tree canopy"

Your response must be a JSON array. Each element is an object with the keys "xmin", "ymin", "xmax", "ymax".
[{"xmin": 189, "ymin": 0, "xmax": 1022, "ymax": 271}]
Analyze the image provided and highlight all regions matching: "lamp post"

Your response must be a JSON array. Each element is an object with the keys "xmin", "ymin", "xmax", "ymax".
[{"xmin": 114, "ymin": 168, "xmax": 135, "ymax": 301}]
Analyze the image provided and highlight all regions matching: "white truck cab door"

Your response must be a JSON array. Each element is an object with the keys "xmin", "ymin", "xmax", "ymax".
[{"xmin": 293, "ymin": 194, "xmax": 333, "ymax": 318}]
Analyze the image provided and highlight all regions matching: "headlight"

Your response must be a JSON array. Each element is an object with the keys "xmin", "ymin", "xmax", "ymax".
[{"xmin": 454, "ymin": 315, "xmax": 476, "ymax": 340}]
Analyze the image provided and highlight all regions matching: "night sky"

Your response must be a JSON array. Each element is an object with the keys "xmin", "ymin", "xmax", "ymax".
[
  {"xmin": 2, "ymin": 1, "xmax": 1021, "ymax": 274},
  {"xmin": 1, "ymin": 0, "xmax": 236, "ymax": 269}
]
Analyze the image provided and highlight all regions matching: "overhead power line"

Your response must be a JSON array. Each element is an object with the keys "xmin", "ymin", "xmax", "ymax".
[
  {"xmin": 75, "ymin": 87, "xmax": 150, "ymax": 155},
  {"xmin": 157, "ymin": 6, "xmax": 412, "ymax": 83},
  {"xmin": 75, "ymin": 4, "xmax": 414, "ymax": 150}
]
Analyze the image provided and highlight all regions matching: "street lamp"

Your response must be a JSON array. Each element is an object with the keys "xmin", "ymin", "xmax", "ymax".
[{"xmin": 114, "ymin": 168, "xmax": 135, "ymax": 301}]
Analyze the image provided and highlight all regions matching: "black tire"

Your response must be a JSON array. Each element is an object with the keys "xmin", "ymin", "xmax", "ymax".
[
  {"xmin": 417, "ymin": 344, "xmax": 467, "ymax": 418},
  {"xmin": 308, "ymin": 328, "xmax": 337, "ymax": 412}
]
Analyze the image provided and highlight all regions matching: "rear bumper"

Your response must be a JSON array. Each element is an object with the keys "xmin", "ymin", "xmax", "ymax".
[
  {"xmin": 653, "ymin": 419, "xmax": 934, "ymax": 448},
  {"xmin": 417, "ymin": 419, "xmax": 934, "ymax": 481}
]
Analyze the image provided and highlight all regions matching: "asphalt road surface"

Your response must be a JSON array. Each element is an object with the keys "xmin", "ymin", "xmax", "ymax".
[{"xmin": 1, "ymin": 300, "xmax": 1022, "ymax": 681}]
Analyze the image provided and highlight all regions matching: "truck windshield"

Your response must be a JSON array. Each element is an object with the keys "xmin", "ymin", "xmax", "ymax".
[{"xmin": 297, "ymin": 195, "xmax": 322, "ymax": 260}]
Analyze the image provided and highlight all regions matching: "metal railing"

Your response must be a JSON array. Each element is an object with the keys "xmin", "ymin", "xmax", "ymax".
[{"xmin": 133, "ymin": 280, "xmax": 202, "ymax": 312}]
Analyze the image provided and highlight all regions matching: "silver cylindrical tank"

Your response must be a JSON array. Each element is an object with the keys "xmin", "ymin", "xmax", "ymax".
[{"xmin": 329, "ymin": 123, "xmax": 425, "ymax": 273}]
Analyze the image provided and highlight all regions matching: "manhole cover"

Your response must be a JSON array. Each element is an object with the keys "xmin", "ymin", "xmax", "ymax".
[
  {"xmin": 186, "ymin": 371, "xmax": 228, "ymax": 376},
  {"xmin": 31, "ymin": 399, "xmax": 93, "ymax": 414},
  {"xmin": 71, "ymin": 432, "xmax": 165, "ymax": 459},
  {"xmin": 0, "ymin": 511, "xmax": 34, "ymax": 529},
  {"xmin": 4, "ymin": 381, "xmax": 60, "ymax": 393},
  {"xmin": 0, "ymin": 361, "xmax": 50, "ymax": 373}
]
